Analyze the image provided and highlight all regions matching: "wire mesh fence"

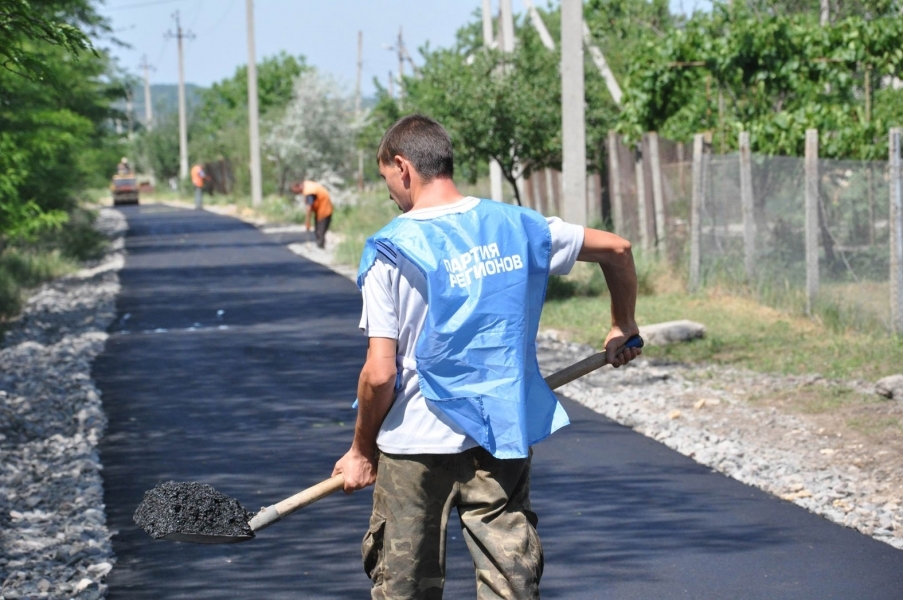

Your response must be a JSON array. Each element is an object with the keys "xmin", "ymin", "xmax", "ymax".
[{"xmin": 609, "ymin": 130, "xmax": 903, "ymax": 335}]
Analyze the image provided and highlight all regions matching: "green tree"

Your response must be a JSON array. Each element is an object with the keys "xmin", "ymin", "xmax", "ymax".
[
  {"xmin": 617, "ymin": 2, "xmax": 903, "ymax": 159},
  {"xmin": 186, "ymin": 52, "xmax": 308, "ymax": 196},
  {"xmin": 0, "ymin": 0, "xmax": 127, "ymax": 246},
  {"xmin": 405, "ymin": 15, "xmax": 561, "ymax": 204}
]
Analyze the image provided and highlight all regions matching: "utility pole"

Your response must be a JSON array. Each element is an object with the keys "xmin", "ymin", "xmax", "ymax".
[
  {"xmin": 482, "ymin": 0, "xmax": 504, "ymax": 202},
  {"xmin": 397, "ymin": 27, "xmax": 405, "ymax": 84},
  {"xmin": 522, "ymin": 0, "xmax": 555, "ymax": 51},
  {"xmin": 139, "ymin": 55, "xmax": 155, "ymax": 131},
  {"xmin": 388, "ymin": 71, "xmax": 395, "ymax": 99},
  {"xmin": 246, "ymin": 0, "xmax": 263, "ymax": 207},
  {"xmin": 499, "ymin": 0, "xmax": 515, "ymax": 53},
  {"xmin": 356, "ymin": 31, "xmax": 364, "ymax": 192},
  {"xmin": 498, "ymin": 0, "xmax": 525, "ymax": 203},
  {"xmin": 165, "ymin": 11, "xmax": 194, "ymax": 182},
  {"xmin": 561, "ymin": 0, "xmax": 587, "ymax": 225},
  {"xmin": 126, "ymin": 90, "xmax": 134, "ymax": 140},
  {"xmin": 820, "ymin": 0, "xmax": 830, "ymax": 25}
]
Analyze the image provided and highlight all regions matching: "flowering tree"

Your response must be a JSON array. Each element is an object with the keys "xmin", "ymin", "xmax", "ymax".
[{"xmin": 264, "ymin": 70, "xmax": 359, "ymax": 194}]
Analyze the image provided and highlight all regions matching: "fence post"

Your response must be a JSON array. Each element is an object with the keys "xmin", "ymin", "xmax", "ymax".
[
  {"xmin": 648, "ymin": 131, "xmax": 668, "ymax": 256},
  {"xmin": 634, "ymin": 143, "xmax": 650, "ymax": 252},
  {"xmin": 891, "ymin": 128, "xmax": 903, "ymax": 335},
  {"xmin": 689, "ymin": 133, "xmax": 704, "ymax": 292},
  {"xmin": 739, "ymin": 131, "xmax": 756, "ymax": 284},
  {"xmin": 607, "ymin": 131, "xmax": 624, "ymax": 234},
  {"xmin": 805, "ymin": 129, "xmax": 820, "ymax": 316}
]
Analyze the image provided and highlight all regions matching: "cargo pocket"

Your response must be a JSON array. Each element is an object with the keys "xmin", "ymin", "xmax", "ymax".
[
  {"xmin": 362, "ymin": 512, "xmax": 387, "ymax": 583},
  {"xmin": 525, "ymin": 509, "xmax": 544, "ymax": 582}
]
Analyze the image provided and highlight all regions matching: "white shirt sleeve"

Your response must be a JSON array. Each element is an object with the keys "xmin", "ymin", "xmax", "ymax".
[
  {"xmin": 547, "ymin": 217, "xmax": 585, "ymax": 275},
  {"xmin": 359, "ymin": 255, "xmax": 399, "ymax": 339}
]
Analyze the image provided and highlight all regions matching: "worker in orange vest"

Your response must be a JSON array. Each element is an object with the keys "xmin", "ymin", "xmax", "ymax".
[
  {"xmin": 190, "ymin": 163, "xmax": 210, "ymax": 209},
  {"xmin": 291, "ymin": 180, "xmax": 333, "ymax": 248}
]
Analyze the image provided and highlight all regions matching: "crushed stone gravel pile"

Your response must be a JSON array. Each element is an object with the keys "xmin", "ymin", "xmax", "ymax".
[
  {"xmin": 134, "ymin": 481, "xmax": 254, "ymax": 541},
  {"xmin": 0, "ymin": 208, "xmax": 124, "ymax": 600}
]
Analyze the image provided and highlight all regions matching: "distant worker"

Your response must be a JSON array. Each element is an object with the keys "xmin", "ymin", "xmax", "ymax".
[
  {"xmin": 190, "ymin": 163, "xmax": 210, "ymax": 210},
  {"xmin": 117, "ymin": 157, "xmax": 132, "ymax": 175},
  {"xmin": 291, "ymin": 180, "xmax": 333, "ymax": 249}
]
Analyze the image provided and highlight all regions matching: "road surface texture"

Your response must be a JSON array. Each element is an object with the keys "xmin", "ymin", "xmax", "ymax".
[{"xmin": 95, "ymin": 205, "xmax": 903, "ymax": 599}]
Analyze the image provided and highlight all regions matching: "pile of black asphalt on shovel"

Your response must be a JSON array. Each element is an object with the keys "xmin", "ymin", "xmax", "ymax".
[{"xmin": 134, "ymin": 481, "xmax": 255, "ymax": 543}]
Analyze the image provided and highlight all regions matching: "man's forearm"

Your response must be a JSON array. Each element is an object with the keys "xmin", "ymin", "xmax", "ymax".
[
  {"xmin": 352, "ymin": 364, "xmax": 396, "ymax": 459},
  {"xmin": 599, "ymin": 249, "xmax": 638, "ymax": 331}
]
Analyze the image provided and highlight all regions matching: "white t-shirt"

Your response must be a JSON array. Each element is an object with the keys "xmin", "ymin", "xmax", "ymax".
[{"xmin": 359, "ymin": 197, "xmax": 585, "ymax": 454}]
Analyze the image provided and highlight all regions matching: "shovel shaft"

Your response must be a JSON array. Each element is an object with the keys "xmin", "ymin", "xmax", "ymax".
[
  {"xmin": 249, "ymin": 474, "xmax": 345, "ymax": 532},
  {"xmin": 543, "ymin": 334, "xmax": 644, "ymax": 390}
]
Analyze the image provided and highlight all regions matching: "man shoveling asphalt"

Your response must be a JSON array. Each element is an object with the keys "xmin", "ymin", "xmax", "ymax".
[{"xmin": 333, "ymin": 114, "xmax": 641, "ymax": 599}]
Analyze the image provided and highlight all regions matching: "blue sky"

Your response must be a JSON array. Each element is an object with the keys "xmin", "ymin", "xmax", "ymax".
[{"xmin": 97, "ymin": 0, "xmax": 709, "ymax": 97}]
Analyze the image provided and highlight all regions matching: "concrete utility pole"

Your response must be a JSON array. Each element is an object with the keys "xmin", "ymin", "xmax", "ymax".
[
  {"xmin": 165, "ymin": 11, "xmax": 194, "ymax": 181},
  {"xmin": 139, "ymin": 55, "xmax": 155, "ymax": 131},
  {"xmin": 561, "ymin": 0, "xmax": 587, "ymax": 225},
  {"xmin": 582, "ymin": 21, "xmax": 622, "ymax": 106},
  {"xmin": 498, "ymin": 0, "xmax": 526, "ymax": 203},
  {"xmin": 482, "ymin": 0, "xmax": 504, "ymax": 202},
  {"xmin": 356, "ymin": 30, "xmax": 364, "ymax": 192},
  {"xmin": 522, "ymin": 0, "xmax": 555, "ymax": 51},
  {"xmin": 482, "ymin": 0, "xmax": 494, "ymax": 46},
  {"xmin": 246, "ymin": 0, "xmax": 263, "ymax": 207},
  {"xmin": 499, "ymin": 0, "xmax": 515, "ymax": 53}
]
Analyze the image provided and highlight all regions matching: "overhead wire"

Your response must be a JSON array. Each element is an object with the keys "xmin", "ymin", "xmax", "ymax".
[{"xmin": 106, "ymin": 0, "xmax": 186, "ymax": 11}]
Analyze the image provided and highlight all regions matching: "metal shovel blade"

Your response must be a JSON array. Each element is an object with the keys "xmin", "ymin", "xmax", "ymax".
[{"xmin": 160, "ymin": 531, "xmax": 254, "ymax": 544}]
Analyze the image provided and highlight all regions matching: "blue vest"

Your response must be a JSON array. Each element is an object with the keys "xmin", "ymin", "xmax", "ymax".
[{"xmin": 357, "ymin": 199, "xmax": 569, "ymax": 459}]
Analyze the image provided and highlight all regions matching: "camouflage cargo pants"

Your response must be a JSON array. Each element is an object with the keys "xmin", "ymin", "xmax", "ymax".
[{"xmin": 362, "ymin": 447, "xmax": 542, "ymax": 600}]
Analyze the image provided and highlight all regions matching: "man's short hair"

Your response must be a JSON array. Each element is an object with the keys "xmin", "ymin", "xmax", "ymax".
[{"xmin": 377, "ymin": 114, "xmax": 454, "ymax": 181}]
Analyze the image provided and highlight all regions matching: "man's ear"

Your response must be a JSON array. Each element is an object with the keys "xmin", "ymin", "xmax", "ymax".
[{"xmin": 395, "ymin": 155, "xmax": 413, "ymax": 184}]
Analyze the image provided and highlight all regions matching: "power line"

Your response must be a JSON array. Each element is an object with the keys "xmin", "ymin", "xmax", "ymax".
[{"xmin": 107, "ymin": 0, "xmax": 186, "ymax": 11}]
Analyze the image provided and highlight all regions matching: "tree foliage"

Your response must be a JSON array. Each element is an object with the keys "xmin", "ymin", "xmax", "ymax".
[
  {"xmin": 263, "ymin": 69, "xmax": 359, "ymax": 194},
  {"xmin": 618, "ymin": 2, "xmax": 903, "ymax": 158},
  {"xmin": 0, "ymin": 0, "xmax": 126, "ymax": 247},
  {"xmin": 184, "ymin": 52, "xmax": 307, "ymax": 196},
  {"xmin": 403, "ymin": 15, "xmax": 561, "ymax": 204}
]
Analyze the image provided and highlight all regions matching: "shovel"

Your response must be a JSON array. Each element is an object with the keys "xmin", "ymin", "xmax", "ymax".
[{"xmin": 143, "ymin": 334, "xmax": 643, "ymax": 544}]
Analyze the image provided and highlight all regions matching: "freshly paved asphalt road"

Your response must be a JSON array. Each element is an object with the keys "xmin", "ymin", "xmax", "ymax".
[{"xmin": 95, "ymin": 205, "xmax": 903, "ymax": 599}]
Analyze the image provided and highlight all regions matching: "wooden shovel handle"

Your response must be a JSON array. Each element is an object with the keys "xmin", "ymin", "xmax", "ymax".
[
  {"xmin": 265, "ymin": 334, "xmax": 642, "ymax": 525},
  {"xmin": 274, "ymin": 474, "xmax": 345, "ymax": 518},
  {"xmin": 543, "ymin": 334, "xmax": 644, "ymax": 391}
]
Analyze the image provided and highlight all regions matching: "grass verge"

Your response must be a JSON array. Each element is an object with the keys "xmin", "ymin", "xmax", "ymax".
[{"xmin": 0, "ymin": 205, "xmax": 108, "ymax": 323}]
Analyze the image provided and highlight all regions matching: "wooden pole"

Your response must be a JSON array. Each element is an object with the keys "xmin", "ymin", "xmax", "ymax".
[
  {"xmin": 482, "ymin": 0, "xmax": 505, "ymax": 202},
  {"xmin": 165, "ymin": 11, "xmax": 194, "ymax": 181},
  {"xmin": 648, "ymin": 132, "xmax": 667, "ymax": 256},
  {"xmin": 139, "ymin": 55, "xmax": 154, "ymax": 131},
  {"xmin": 739, "ymin": 131, "xmax": 756, "ymax": 283},
  {"xmin": 607, "ymin": 131, "xmax": 624, "ymax": 234},
  {"xmin": 689, "ymin": 134, "xmax": 704, "ymax": 292},
  {"xmin": 891, "ymin": 128, "xmax": 903, "ymax": 335},
  {"xmin": 865, "ymin": 66, "xmax": 872, "ymax": 124},
  {"xmin": 356, "ymin": 31, "xmax": 364, "ymax": 192},
  {"xmin": 634, "ymin": 143, "xmax": 649, "ymax": 252},
  {"xmin": 805, "ymin": 129, "xmax": 820, "ymax": 316}
]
